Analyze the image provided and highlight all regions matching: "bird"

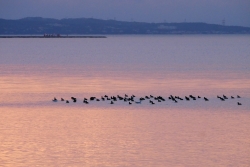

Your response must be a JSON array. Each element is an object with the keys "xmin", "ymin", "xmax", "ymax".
[
  {"xmin": 160, "ymin": 96, "xmax": 166, "ymax": 101},
  {"xmin": 231, "ymin": 96, "xmax": 234, "ymax": 99},
  {"xmin": 223, "ymin": 95, "xmax": 228, "ymax": 99},
  {"xmin": 190, "ymin": 95, "xmax": 195, "ymax": 98},
  {"xmin": 110, "ymin": 101, "xmax": 114, "ymax": 104},
  {"xmin": 204, "ymin": 97, "xmax": 209, "ymax": 101},
  {"xmin": 66, "ymin": 100, "xmax": 69, "ymax": 103},
  {"xmin": 219, "ymin": 97, "xmax": 225, "ymax": 101},
  {"xmin": 237, "ymin": 95, "xmax": 241, "ymax": 98},
  {"xmin": 52, "ymin": 97, "xmax": 58, "ymax": 102},
  {"xmin": 83, "ymin": 100, "xmax": 89, "ymax": 104},
  {"xmin": 129, "ymin": 102, "xmax": 132, "ymax": 105},
  {"xmin": 90, "ymin": 97, "xmax": 96, "ymax": 101},
  {"xmin": 237, "ymin": 102, "xmax": 242, "ymax": 105},
  {"xmin": 71, "ymin": 97, "xmax": 77, "ymax": 102},
  {"xmin": 140, "ymin": 97, "xmax": 145, "ymax": 101},
  {"xmin": 61, "ymin": 98, "xmax": 64, "ymax": 101}
]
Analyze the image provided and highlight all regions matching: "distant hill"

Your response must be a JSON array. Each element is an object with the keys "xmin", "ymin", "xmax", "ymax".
[{"xmin": 0, "ymin": 17, "xmax": 250, "ymax": 35}]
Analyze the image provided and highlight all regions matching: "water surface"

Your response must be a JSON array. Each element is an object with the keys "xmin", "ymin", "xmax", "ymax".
[{"xmin": 0, "ymin": 35, "xmax": 250, "ymax": 166}]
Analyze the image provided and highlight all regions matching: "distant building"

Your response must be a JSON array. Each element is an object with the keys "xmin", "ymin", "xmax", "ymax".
[{"xmin": 44, "ymin": 33, "xmax": 61, "ymax": 37}]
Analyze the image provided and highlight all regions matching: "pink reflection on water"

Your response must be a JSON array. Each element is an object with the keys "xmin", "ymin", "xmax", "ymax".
[
  {"xmin": 0, "ymin": 65, "xmax": 249, "ymax": 105},
  {"xmin": 0, "ymin": 106, "xmax": 249, "ymax": 166},
  {"xmin": 0, "ymin": 65, "xmax": 250, "ymax": 166}
]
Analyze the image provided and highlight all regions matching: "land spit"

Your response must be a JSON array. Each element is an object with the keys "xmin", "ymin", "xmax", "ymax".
[{"xmin": 0, "ymin": 35, "xmax": 107, "ymax": 38}]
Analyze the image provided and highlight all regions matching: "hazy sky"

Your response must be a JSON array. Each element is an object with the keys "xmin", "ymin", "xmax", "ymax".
[{"xmin": 0, "ymin": 0, "xmax": 249, "ymax": 27}]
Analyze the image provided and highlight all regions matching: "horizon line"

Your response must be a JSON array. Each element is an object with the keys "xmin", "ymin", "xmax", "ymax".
[{"xmin": 1, "ymin": 16, "xmax": 249, "ymax": 28}]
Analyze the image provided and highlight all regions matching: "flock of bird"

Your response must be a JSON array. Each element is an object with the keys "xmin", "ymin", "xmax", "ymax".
[{"xmin": 52, "ymin": 94, "xmax": 242, "ymax": 105}]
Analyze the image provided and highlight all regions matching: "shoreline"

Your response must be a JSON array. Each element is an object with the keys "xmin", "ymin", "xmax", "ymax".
[{"xmin": 0, "ymin": 35, "xmax": 107, "ymax": 38}]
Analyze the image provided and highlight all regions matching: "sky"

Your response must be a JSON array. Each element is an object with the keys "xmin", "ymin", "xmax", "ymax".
[{"xmin": 0, "ymin": 0, "xmax": 250, "ymax": 27}]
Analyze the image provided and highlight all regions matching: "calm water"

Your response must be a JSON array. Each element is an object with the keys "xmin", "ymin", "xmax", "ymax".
[{"xmin": 0, "ymin": 35, "xmax": 250, "ymax": 166}]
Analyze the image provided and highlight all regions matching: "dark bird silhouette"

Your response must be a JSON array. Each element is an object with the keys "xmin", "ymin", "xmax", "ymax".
[
  {"xmin": 204, "ymin": 97, "xmax": 209, "ymax": 101},
  {"xmin": 219, "ymin": 97, "xmax": 225, "ymax": 101},
  {"xmin": 140, "ymin": 97, "xmax": 145, "ymax": 101},
  {"xmin": 71, "ymin": 97, "xmax": 77, "ymax": 102},
  {"xmin": 90, "ymin": 97, "xmax": 96, "ymax": 101},
  {"xmin": 52, "ymin": 97, "xmax": 58, "ymax": 102},
  {"xmin": 66, "ymin": 100, "xmax": 69, "ymax": 103},
  {"xmin": 223, "ymin": 95, "xmax": 228, "ymax": 99},
  {"xmin": 237, "ymin": 95, "xmax": 241, "ymax": 98},
  {"xmin": 110, "ymin": 101, "xmax": 114, "ymax": 104},
  {"xmin": 190, "ymin": 95, "xmax": 195, "ymax": 98},
  {"xmin": 61, "ymin": 98, "xmax": 64, "ymax": 101},
  {"xmin": 237, "ymin": 102, "xmax": 242, "ymax": 105}
]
